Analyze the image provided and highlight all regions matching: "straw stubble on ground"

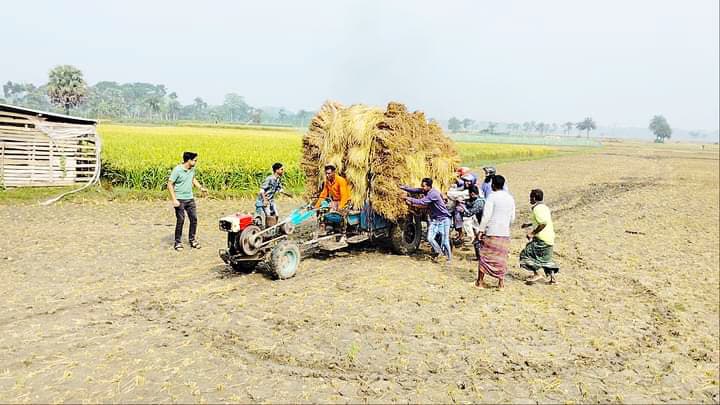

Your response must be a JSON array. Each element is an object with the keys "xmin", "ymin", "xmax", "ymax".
[{"xmin": 0, "ymin": 143, "xmax": 718, "ymax": 403}]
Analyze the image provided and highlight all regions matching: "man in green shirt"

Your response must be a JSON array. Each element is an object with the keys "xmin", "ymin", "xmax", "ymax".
[
  {"xmin": 168, "ymin": 151, "xmax": 207, "ymax": 251},
  {"xmin": 520, "ymin": 189, "xmax": 559, "ymax": 283}
]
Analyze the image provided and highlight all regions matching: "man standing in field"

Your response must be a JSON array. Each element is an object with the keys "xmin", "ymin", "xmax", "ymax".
[
  {"xmin": 401, "ymin": 178, "xmax": 453, "ymax": 263},
  {"xmin": 315, "ymin": 164, "xmax": 351, "ymax": 210},
  {"xmin": 168, "ymin": 151, "xmax": 207, "ymax": 251},
  {"xmin": 256, "ymin": 162, "xmax": 291, "ymax": 228},
  {"xmin": 520, "ymin": 189, "xmax": 559, "ymax": 284},
  {"xmin": 475, "ymin": 175, "xmax": 515, "ymax": 288}
]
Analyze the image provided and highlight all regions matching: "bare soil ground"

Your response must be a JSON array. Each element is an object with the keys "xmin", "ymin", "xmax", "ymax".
[{"xmin": 1, "ymin": 143, "xmax": 718, "ymax": 403}]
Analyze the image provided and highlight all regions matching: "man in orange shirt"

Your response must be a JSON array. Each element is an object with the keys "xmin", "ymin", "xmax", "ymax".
[{"xmin": 315, "ymin": 164, "xmax": 351, "ymax": 210}]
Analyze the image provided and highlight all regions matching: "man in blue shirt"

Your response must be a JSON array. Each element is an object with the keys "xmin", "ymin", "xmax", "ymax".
[
  {"xmin": 481, "ymin": 166, "xmax": 509, "ymax": 198},
  {"xmin": 255, "ymin": 162, "xmax": 291, "ymax": 227},
  {"xmin": 400, "ymin": 178, "xmax": 452, "ymax": 263}
]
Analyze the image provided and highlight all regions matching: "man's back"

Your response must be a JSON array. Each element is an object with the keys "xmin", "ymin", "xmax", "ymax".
[{"xmin": 481, "ymin": 190, "xmax": 515, "ymax": 237}]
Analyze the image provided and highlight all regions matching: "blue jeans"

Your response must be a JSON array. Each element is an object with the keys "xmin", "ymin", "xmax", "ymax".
[{"xmin": 428, "ymin": 217, "xmax": 452, "ymax": 261}]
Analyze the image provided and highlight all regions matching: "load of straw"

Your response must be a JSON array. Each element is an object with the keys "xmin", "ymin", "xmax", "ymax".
[{"xmin": 301, "ymin": 101, "xmax": 460, "ymax": 221}]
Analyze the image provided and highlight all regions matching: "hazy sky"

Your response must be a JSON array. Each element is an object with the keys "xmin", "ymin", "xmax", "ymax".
[{"xmin": 2, "ymin": 0, "xmax": 718, "ymax": 130}]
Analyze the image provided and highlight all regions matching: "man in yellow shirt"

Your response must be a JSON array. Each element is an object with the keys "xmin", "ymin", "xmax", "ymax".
[
  {"xmin": 520, "ymin": 189, "xmax": 559, "ymax": 284},
  {"xmin": 315, "ymin": 164, "xmax": 351, "ymax": 210}
]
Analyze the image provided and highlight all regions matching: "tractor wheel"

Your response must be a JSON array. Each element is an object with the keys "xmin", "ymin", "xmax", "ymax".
[
  {"xmin": 390, "ymin": 215, "xmax": 422, "ymax": 254},
  {"xmin": 268, "ymin": 241, "xmax": 301, "ymax": 280}
]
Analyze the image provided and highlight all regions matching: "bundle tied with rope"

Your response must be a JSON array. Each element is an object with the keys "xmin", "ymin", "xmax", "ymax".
[{"xmin": 301, "ymin": 101, "xmax": 460, "ymax": 221}]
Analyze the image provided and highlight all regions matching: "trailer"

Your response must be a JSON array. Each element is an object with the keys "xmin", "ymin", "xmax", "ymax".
[{"xmin": 218, "ymin": 196, "xmax": 425, "ymax": 280}]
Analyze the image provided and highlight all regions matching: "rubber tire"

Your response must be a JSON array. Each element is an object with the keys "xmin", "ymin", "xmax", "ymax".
[
  {"xmin": 269, "ymin": 241, "xmax": 301, "ymax": 280},
  {"xmin": 390, "ymin": 215, "xmax": 422, "ymax": 254}
]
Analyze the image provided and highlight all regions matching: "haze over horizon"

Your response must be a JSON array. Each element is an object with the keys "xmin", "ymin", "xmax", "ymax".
[{"xmin": 1, "ymin": 0, "xmax": 718, "ymax": 131}]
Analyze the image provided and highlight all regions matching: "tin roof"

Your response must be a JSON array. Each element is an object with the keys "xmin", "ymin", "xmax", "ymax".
[{"xmin": 0, "ymin": 103, "xmax": 97, "ymax": 125}]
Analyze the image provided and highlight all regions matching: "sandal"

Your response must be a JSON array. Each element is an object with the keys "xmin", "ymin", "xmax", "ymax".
[
  {"xmin": 174, "ymin": 243, "xmax": 184, "ymax": 251},
  {"xmin": 189, "ymin": 240, "xmax": 201, "ymax": 249}
]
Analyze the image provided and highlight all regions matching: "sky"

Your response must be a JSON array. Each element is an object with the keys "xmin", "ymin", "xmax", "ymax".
[{"xmin": 1, "ymin": 0, "xmax": 718, "ymax": 130}]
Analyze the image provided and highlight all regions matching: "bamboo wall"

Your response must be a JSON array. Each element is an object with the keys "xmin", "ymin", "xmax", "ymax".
[{"xmin": 0, "ymin": 108, "xmax": 99, "ymax": 188}]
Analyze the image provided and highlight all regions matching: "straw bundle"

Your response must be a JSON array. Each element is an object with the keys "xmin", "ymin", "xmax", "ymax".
[{"xmin": 302, "ymin": 101, "xmax": 459, "ymax": 221}]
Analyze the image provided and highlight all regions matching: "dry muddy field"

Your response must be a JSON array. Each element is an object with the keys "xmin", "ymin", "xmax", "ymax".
[{"xmin": 1, "ymin": 143, "xmax": 718, "ymax": 403}]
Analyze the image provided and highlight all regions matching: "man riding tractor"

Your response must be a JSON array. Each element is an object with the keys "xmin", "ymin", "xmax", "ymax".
[
  {"xmin": 256, "ymin": 162, "xmax": 293, "ymax": 229},
  {"xmin": 314, "ymin": 164, "xmax": 352, "ymax": 239}
]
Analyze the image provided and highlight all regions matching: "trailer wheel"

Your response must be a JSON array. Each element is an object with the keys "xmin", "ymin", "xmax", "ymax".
[
  {"xmin": 269, "ymin": 241, "xmax": 301, "ymax": 279},
  {"xmin": 390, "ymin": 215, "xmax": 422, "ymax": 254}
]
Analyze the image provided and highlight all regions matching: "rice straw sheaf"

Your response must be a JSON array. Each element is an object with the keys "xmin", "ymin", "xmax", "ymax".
[{"xmin": 302, "ymin": 101, "xmax": 459, "ymax": 221}]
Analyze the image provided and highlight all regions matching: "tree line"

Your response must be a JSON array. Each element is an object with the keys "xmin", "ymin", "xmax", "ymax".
[
  {"xmin": 448, "ymin": 116, "xmax": 598, "ymax": 138},
  {"xmin": 3, "ymin": 65, "xmax": 675, "ymax": 143},
  {"xmin": 1, "ymin": 65, "xmax": 314, "ymax": 126},
  {"xmin": 448, "ymin": 115, "xmax": 673, "ymax": 143}
]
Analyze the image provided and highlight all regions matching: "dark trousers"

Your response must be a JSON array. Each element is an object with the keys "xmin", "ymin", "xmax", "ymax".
[{"xmin": 174, "ymin": 199, "xmax": 198, "ymax": 244}]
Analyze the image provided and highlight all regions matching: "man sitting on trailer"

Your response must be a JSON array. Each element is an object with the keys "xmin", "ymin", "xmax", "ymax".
[{"xmin": 315, "ymin": 164, "xmax": 351, "ymax": 211}]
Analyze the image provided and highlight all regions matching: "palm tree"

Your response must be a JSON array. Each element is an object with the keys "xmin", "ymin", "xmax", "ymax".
[
  {"xmin": 168, "ymin": 92, "xmax": 181, "ymax": 121},
  {"xmin": 576, "ymin": 117, "xmax": 597, "ymax": 138},
  {"xmin": 564, "ymin": 122, "xmax": 574, "ymax": 135},
  {"xmin": 193, "ymin": 97, "xmax": 207, "ymax": 120},
  {"xmin": 47, "ymin": 65, "xmax": 88, "ymax": 114}
]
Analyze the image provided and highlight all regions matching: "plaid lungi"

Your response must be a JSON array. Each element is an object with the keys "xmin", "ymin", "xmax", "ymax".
[
  {"xmin": 520, "ymin": 238, "xmax": 558, "ymax": 276},
  {"xmin": 477, "ymin": 235, "xmax": 511, "ymax": 280}
]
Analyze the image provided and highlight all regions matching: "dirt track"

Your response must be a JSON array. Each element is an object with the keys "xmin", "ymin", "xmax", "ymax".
[{"xmin": 1, "ymin": 143, "xmax": 718, "ymax": 403}]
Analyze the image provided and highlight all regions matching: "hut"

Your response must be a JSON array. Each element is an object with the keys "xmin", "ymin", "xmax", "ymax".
[{"xmin": 0, "ymin": 104, "xmax": 101, "ymax": 189}]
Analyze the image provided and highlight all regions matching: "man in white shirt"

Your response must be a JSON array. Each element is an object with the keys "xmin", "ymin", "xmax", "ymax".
[{"xmin": 475, "ymin": 175, "xmax": 515, "ymax": 289}]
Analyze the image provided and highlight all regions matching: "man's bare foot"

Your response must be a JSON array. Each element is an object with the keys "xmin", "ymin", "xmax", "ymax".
[
  {"xmin": 526, "ymin": 274, "xmax": 543, "ymax": 284},
  {"xmin": 474, "ymin": 279, "xmax": 488, "ymax": 289},
  {"xmin": 498, "ymin": 279, "xmax": 505, "ymax": 288}
]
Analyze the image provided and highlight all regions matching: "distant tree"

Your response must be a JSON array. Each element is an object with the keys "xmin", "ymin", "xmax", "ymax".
[
  {"xmin": 87, "ymin": 86, "xmax": 125, "ymax": 118},
  {"xmin": 222, "ymin": 93, "xmax": 249, "ymax": 122},
  {"xmin": 564, "ymin": 121, "xmax": 574, "ymax": 135},
  {"xmin": 167, "ymin": 92, "xmax": 181, "ymax": 121},
  {"xmin": 3, "ymin": 81, "xmax": 34, "ymax": 104},
  {"xmin": 649, "ymin": 115, "xmax": 672, "ymax": 143},
  {"xmin": 550, "ymin": 123, "xmax": 558, "ymax": 134},
  {"xmin": 278, "ymin": 108, "xmax": 289, "ymax": 123},
  {"xmin": 296, "ymin": 109, "xmax": 312, "ymax": 127},
  {"xmin": 576, "ymin": 117, "xmax": 597, "ymax": 138},
  {"xmin": 47, "ymin": 65, "xmax": 88, "ymax": 114},
  {"xmin": 461, "ymin": 118, "xmax": 475, "ymax": 130},
  {"xmin": 146, "ymin": 95, "xmax": 162, "ymax": 118},
  {"xmin": 193, "ymin": 97, "xmax": 207, "ymax": 120},
  {"xmin": 535, "ymin": 122, "xmax": 543, "ymax": 134},
  {"xmin": 487, "ymin": 122, "xmax": 497, "ymax": 134},
  {"xmin": 522, "ymin": 121, "xmax": 533, "ymax": 134},
  {"xmin": 448, "ymin": 117, "xmax": 462, "ymax": 132},
  {"xmin": 249, "ymin": 107, "xmax": 263, "ymax": 124}
]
